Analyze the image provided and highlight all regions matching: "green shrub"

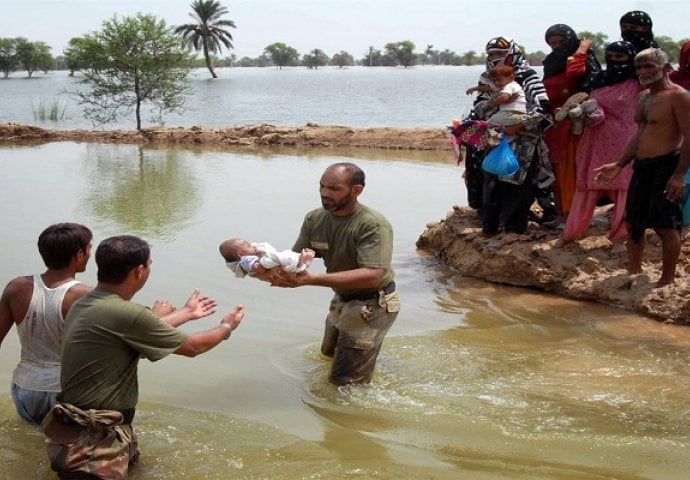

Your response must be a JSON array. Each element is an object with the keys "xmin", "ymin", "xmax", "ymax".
[{"xmin": 32, "ymin": 98, "xmax": 67, "ymax": 121}]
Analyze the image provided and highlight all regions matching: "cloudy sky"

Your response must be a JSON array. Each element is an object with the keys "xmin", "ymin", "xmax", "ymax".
[{"xmin": 1, "ymin": 0, "xmax": 686, "ymax": 59}]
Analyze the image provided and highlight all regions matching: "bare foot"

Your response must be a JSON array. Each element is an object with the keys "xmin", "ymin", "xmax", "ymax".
[{"xmin": 553, "ymin": 238, "xmax": 566, "ymax": 248}]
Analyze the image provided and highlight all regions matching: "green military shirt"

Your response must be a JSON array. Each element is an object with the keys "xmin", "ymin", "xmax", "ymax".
[
  {"xmin": 293, "ymin": 204, "xmax": 395, "ymax": 296},
  {"xmin": 59, "ymin": 288, "xmax": 187, "ymax": 412}
]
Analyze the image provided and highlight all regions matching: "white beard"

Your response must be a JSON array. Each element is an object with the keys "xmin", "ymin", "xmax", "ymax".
[{"xmin": 638, "ymin": 70, "xmax": 664, "ymax": 86}]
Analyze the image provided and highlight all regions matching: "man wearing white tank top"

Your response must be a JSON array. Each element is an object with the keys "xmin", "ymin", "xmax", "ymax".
[{"xmin": 0, "ymin": 223, "xmax": 92, "ymax": 424}]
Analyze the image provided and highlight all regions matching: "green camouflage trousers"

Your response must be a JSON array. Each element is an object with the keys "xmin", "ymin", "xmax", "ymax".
[{"xmin": 41, "ymin": 403, "xmax": 139, "ymax": 480}]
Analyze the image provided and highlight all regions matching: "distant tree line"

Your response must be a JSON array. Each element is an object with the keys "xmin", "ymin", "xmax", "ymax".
[
  {"xmin": 2, "ymin": 32, "xmax": 689, "ymax": 79},
  {"xmin": 0, "ymin": 37, "xmax": 53, "ymax": 78},
  {"xmin": 2, "ymin": 0, "xmax": 690, "ymax": 77},
  {"xmin": 1, "ymin": 0, "xmax": 687, "ymax": 133}
]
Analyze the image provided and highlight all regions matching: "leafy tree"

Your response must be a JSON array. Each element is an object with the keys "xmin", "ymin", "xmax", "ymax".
[
  {"xmin": 63, "ymin": 36, "xmax": 102, "ymax": 76},
  {"xmin": 302, "ymin": 48, "xmax": 328, "ymax": 69},
  {"xmin": 362, "ymin": 46, "xmax": 380, "ymax": 66},
  {"xmin": 15, "ymin": 38, "xmax": 53, "ymax": 77},
  {"xmin": 264, "ymin": 42, "xmax": 298, "ymax": 68},
  {"xmin": 331, "ymin": 50, "xmax": 353, "ymax": 68},
  {"xmin": 577, "ymin": 31, "xmax": 608, "ymax": 62},
  {"xmin": 367, "ymin": 46, "xmax": 375, "ymax": 66},
  {"xmin": 460, "ymin": 50, "xmax": 477, "ymax": 66},
  {"xmin": 384, "ymin": 41, "xmax": 417, "ymax": 67},
  {"xmin": 0, "ymin": 38, "xmax": 18, "ymax": 78},
  {"xmin": 175, "ymin": 0, "xmax": 236, "ymax": 78},
  {"xmin": 70, "ymin": 14, "xmax": 194, "ymax": 130},
  {"xmin": 438, "ymin": 49, "xmax": 457, "ymax": 66},
  {"xmin": 424, "ymin": 44, "xmax": 439, "ymax": 65},
  {"xmin": 237, "ymin": 56, "xmax": 258, "ymax": 67},
  {"xmin": 655, "ymin": 35, "xmax": 681, "ymax": 62}
]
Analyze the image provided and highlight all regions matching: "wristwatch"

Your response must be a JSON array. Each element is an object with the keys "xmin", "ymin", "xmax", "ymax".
[{"xmin": 219, "ymin": 321, "xmax": 233, "ymax": 340}]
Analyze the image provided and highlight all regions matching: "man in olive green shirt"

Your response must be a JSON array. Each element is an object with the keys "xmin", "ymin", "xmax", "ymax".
[
  {"xmin": 270, "ymin": 163, "xmax": 400, "ymax": 385},
  {"xmin": 44, "ymin": 235, "xmax": 245, "ymax": 479}
]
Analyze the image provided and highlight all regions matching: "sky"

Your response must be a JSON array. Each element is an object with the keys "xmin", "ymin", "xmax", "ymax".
[{"xmin": 1, "ymin": 0, "xmax": 687, "ymax": 60}]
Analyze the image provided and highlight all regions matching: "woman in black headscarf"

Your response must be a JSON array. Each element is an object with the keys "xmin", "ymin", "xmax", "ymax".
[
  {"xmin": 585, "ymin": 40, "xmax": 638, "ymax": 91},
  {"xmin": 558, "ymin": 40, "xmax": 642, "ymax": 247},
  {"xmin": 542, "ymin": 24, "xmax": 601, "ymax": 219},
  {"xmin": 619, "ymin": 10, "xmax": 658, "ymax": 53}
]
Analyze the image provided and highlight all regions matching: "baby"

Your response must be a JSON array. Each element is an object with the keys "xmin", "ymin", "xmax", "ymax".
[
  {"xmin": 219, "ymin": 237, "xmax": 315, "ymax": 278},
  {"xmin": 466, "ymin": 64, "xmax": 527, "ymax": 127}
]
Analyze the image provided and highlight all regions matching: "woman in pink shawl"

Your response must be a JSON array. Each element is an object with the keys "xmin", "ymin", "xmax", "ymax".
[{"xmin": 558, "ymin": 41, "xmax": 642, "ymax": 246}]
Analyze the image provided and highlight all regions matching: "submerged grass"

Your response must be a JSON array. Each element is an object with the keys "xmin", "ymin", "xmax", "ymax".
[{"xmin": 32, "ymin": 98, "xmax": 68, "ymax": 121}]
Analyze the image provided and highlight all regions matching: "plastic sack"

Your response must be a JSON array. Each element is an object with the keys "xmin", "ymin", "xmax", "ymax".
[{"xmin": 481, "ymin": 135, "xmax": 519, "ymax": 176}]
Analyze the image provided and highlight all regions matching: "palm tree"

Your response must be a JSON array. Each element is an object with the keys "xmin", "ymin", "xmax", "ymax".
[{"xmin": 175, "ymin": 0, "xmax": 236, "ymax": 78}]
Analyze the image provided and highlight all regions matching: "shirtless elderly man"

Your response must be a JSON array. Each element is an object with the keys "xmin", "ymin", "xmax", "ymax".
[{"xmin": 595, "ymin": 48, "xmax": 690, "ymax": 286}]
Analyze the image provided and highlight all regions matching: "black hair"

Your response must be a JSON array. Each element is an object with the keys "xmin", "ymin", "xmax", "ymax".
[
  {"xmin": 37, "ymin": 223, "xmax": 92, "ymax": 269},
  {"xmin": 96, "ymin": 235, "xmax": 150, "ymax": 283},
  {"xmin": 329, "ymin": 162, "xmax": 366, "ymax": 187}
]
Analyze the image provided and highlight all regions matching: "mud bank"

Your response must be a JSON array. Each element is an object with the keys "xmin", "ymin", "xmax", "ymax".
[
  {"xmin": 417, "ymin": 206, "xmax": 690, "ymax": 324},
  {"xmin": 0, "ymin": 122, "xmax": 448, "ymax": 150}
]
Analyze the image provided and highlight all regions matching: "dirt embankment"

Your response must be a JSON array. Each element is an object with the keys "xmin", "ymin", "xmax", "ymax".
[
  {"xmin": 417, "ymin": 206, "xmax": 690, "ymax": 324},
  {"xmin": 0, "ymin": 122, "xmax": 449, "ymax": 150},
  {"xmin": 3, "ymin": 122, "xmax": 689, "ymax": 323}
]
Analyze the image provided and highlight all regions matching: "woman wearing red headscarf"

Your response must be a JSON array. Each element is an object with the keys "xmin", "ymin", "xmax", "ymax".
[{"xmin": 542, "ymin": 24, "xmax": 601, "ymax": 222}]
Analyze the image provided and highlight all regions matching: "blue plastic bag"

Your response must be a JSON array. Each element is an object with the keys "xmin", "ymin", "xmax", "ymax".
[{"xmin": 481, "ymin": 136, "xmax": 519, "ymax": 176}]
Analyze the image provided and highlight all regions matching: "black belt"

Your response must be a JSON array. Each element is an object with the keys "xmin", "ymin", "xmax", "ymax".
[{"xmin": 338, "ymin": 282, "xmax": 396, "ymax": 302}]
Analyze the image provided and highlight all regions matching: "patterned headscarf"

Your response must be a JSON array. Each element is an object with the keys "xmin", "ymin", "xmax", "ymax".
[
  {"xmin": 485, "ymin": 37, "xmax": 526, "ymax": 70},
  {"xmin": 670, "ymin": 40, "xmax": 690, "ymax": 89},
  {"xmin": 585, "ymin": 41, "xmax": 637, "ymax": 91},
  {"xmin": 619, "ymin": 10, "xmax": 657, "ymax": 53},
  {"xmin": 479, "ymin": 36, "xmax": 550, "ymax": 115}
]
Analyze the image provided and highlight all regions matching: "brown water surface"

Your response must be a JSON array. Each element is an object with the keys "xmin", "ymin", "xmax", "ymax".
[{"xmin": 1, "ymin": 142, "xmax": 688, "ymax": 479}]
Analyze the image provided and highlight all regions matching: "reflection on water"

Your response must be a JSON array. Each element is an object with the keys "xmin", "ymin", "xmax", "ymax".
[
  {"xmin": 82, "ymin": 144, "xmax": 199, "ymax": 240},
  {"xmin": 1, "ymin": 142, "xmax": 690, "ymax": 479}
]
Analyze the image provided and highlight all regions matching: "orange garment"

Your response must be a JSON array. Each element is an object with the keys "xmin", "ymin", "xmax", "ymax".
[{"xmin": 545, "ymin": 123, "xmax": 580, "ymax": 215}]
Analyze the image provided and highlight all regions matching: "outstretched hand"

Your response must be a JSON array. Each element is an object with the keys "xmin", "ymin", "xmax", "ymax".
[
  {"xmin": 593, "ymin": 163, "xmax": 622, "ymax": 185},
  {"xmin": 183, "ymin": 288, "xmax": 218, "ymax": 319},
  {"xmin": 221, "ymin": 305, "xmax": 245, "ymax": 332},
  {"xmin": 151, "ymin": 299, "xmax": 176, "ymax": 316}
]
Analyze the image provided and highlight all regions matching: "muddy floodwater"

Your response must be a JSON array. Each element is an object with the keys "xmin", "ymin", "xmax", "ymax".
[{"xmin": 1, "ymin": 141, "xmax": 689, "ymax": 479}]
